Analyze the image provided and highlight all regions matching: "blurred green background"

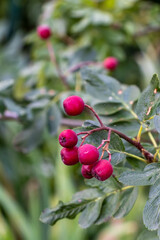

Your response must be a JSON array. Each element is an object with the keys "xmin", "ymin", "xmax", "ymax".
[{"xmin": 0, "ymin": 0, "xmax": 160, "ymax": 239}]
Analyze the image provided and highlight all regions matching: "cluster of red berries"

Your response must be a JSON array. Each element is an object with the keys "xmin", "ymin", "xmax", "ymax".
[{"xmin": 58, "ymin": 95, "xmax": 113, "ymax": 181}]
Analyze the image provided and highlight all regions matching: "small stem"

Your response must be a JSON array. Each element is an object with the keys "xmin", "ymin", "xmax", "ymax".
[
  {"xmin": 148, "ymin": 131, "xmax": 160, "ymax": 159},
  {"xmin": 64, "ymin": 61, "xmax": 102, "ymax": 77},
  {"xmin": 85, "ymin": 104, "xmax": 104, "ymax": 127},
  {"xmin": 0, "ymin": 111, "xmax": 20, "ymax": 122},
  {"xmin": 77, "ymin": 127, "xmax": 155, "ymax": 163},
  {"xmin": 154, "ymin": 149, "xmax": 160, "ymax": 162},
  {"xmin": 46, "ymin": 40, "xmax": 69, "ymax": 89},
  {"xmin": 103, "ymin": 129, "xmax": 112, "ymax": 161},
  {"xmin": 75, "ymin": 73, "xmax": 82, "ymax": 92},
  {"xmin": 109, "ymin": 149, "xmax": 146, "ymax": 163},
  {"xmin": 61, "ymin": 118, "xmax": 83, "ymax": 127},
  {"xmin": 137, "ymin": 125, "xmax": 143, "ymax": 142},
  {"xmin": 80, "ymin": 134, "xmax": 89, "ymax": 146}
]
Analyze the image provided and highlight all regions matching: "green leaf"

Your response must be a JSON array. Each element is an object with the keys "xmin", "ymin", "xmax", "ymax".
[
  {"xmin": 0, "ymin": 79, "xmax": 14, "ymax": 92},
  {"xmin": 143, "ymin": 178, "xmax": 160, "ymax": 235},
  {"xmin": 13, "ymin": 112, "xmax": 46, "ymax": 153},
  {"xmin": 40, "ymin": 188, "xmax": 101, "ymax": 226},
  {"xmin": 72, "ymin": 188, "xmax": 101, "ymax": 201},
  {"xmin": 47, "ymin": 104, "xmax": 61, "ymax": 135},
  {"xmin": 85, "ymin": 177, "xmax": 122, "ymax": 194},
  {"xmin": 79, "ymin": 199, "xmax": 103, "ymax": 228},
  {"xmin": 101, "ymin": 110, "xmax": 134, "ymax": 125},
  {"xmin": 40, "ymin": 201, "xmax": 87, "ymax": 225},
  {"xmin": 93, "ymin": 102, "xmax": 124, "ymax": 115},
  {"xmin": 121, "ymin": 85, "xmax": 140, "ymax": 103},
  {"xmin": 81, "ymin": 69, "xmax": 140, "ymax": 122},
  {"xmin": 143, "ymin": 191, "xmax": 160, "ymax": 231},
  {"xmin": 25, "ymin": 88, "xmax": 55, "ymax": 101},
  {"xmin": 108, "ymin": 119, "xmax": 140, "ymax": 137},
  {"xmin": 40, "ymin": 177, "xmax": 136, "ymax": 228},
  {"xmin": 95, "ymin": 193, "xmax": 120, "ymax": 225},
  {"xmin": 3, "ymin": 98, "xmax": 25, "ymax": 116},
  {"xmin": 154, "ymin": 115, "xmax": 160, "ymax": 134},
  {"xmin": 137, "ymin": 229, "xmax": 159, "ymax": 240},
  {"xmin": 109, "ymin": 133, "xmax": 126, "ymax": 165},
  {"xmin": 91, "ymin": 10, "xmax": 113, "ymax": 25},
  {"xmin": 28, "ymin": 99, "xmax": 49, "ymax": 110},
  {"xmin": 68, "ymin": 47, "xmax": 96, "ymax": 66},
  {"xmin": 114, "ymin": 187, "xmax": 138, "ymax": 218},
  {"xmin": 81, "ymin": 68, "xmax": 120, "ymax": 101},
  {"xmin": 135, "ymin": 74, "xmax": 160, "ymax": 121},
  {"xmin": 119, "ymin": 163, "xmax": 160, "ymax": 186}
]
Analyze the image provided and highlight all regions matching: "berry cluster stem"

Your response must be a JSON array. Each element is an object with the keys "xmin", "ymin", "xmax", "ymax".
[
  {"xmin": 46, "ymin": 40, "xmax": 69, "ymax": 89},
  {"xmin": 85, "ymin": 104, "xmax": 104, "ymax": 127},
  {"xmin": 77, "ymin": 127, "xmax": 155, "ymax": 163}
]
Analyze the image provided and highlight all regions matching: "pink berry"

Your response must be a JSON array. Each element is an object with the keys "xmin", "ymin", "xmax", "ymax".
[
  {"xmin": 81, "ymin": 164, "xmax": 94, "ymax": 179},
  {"xmin": 63, "ymin": 96, "xmax": 84, "ymax": 116},
  {"xmin": 92, "ymin": 160, "xmax": 113, "ymax": 181},
  {"xmin": 103, "ymin": 57, "xmax": 118, "ymax": 71},
  {"xmin": 78, "ymin": 144, "xmax": 99, "ymax": 165},
  {"xmin": 60, "ymin": 146, "xmax": 79, "ymax": 165},
  {"xmin": 37, "ymin": 25, "xmax": 51, "ymax": 40},
  {"xmin": 59, "ymin": 129, "xmax": 78, "ymax": 148}
]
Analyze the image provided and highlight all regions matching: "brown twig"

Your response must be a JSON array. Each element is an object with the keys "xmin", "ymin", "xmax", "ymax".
[
  {"xmin": 64, "ymin": 61, "xmax": 102, "ymax": 77},
  {"xmin": 85, "ymin": 104, "xmax": 104, "ymax": 127},
  {"xmin": 46, "ymin": 40, "xmax": 69, "ymax": 89},
  {"xmin": 77, "ymin": 127, "xmax": 155, "ymax": 163}
]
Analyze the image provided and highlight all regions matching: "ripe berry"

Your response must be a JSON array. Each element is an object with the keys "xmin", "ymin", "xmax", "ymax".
[
  {"xmin": 81, "ymin": 164, "xmax": 94, "ymax": 179},
  {"xmin": 103, "ymin": 57, "xmax": 118, "ymax": 71},
  {"xmin": 92, "ymin": 160, "xmax": 113, "ymax": 181},
  {"xmin": 78, "ymin": 144, "xmax": 99, "ymax": 165},
  {"xmin": 59, "ymin": 129, "xmax": 78, "ymax": 148},
  {"xmin": 37, "ymin": 25, "xmax": 51, "ymax": 40},
  {"xmin": 63, "ymin": 96, "xmax": 84, "ymax": 116},
  {"xmin": 60, "ymin": 146, "xmax": 79, "ymax": 165}
]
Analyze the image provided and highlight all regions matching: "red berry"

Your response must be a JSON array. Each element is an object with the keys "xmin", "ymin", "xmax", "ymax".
[
  {"xmin": 60, "ymin": 146, "xmax": 79, "ymax": 165},
  {"xmin": 92, "ymin": 160, "xmax": 113, "ymax": 181},
  {"xmin": 63, "ymin": 96, "xmax": 84, "ymax": 116},
  {"xmin": 37, "ymin": 25, "xmax": 51, "ymax": 40},
  {"xmin": 59, "ymin": 129, "xmax": 78, "ymax": 148},
  {"xmin": 103, "ymin": 57, "xmax": 118, "ymax": 70},
  {"xmin": 78, "ymin": 144, "xmax": 99, "ymax": 165},
  {"xmin": 81, "ymin": 164, "xmax": 94, "ymax": 179}
]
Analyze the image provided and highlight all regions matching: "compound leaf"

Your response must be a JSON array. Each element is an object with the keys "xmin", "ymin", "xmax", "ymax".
[
  {"xmin": 135, "ymin": 74, "xmax": 160, "ymax": 121},
  {"xmin": 119, "ymin": 163, "xmax": 160, "ymax": 186}
]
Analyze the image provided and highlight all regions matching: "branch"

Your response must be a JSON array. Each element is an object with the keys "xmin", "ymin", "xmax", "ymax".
[
  {"xmin": 46, "ymin": 40, "xmax": 69, "ymax": 89},
  {"xmin": 85, "ymin": 104, "xmax": 104, "ymax": 127},
  {"xmin": 64, "ymin": 61, "xmax": 101, "ymax": 76},
  {"xmin": 134, "ymin": 26, "xmax": 160, "ymax": 38},
  {"xmin": 77, "ymin": 127, "xmax": 155, "ymax": 163},
  {"xmin": 0, "ymin": 111, "xmax": 20, "ymax": 121},
  {"xmin": 60, "ymin": 118, "xmax": 83, "ymax": 127}
]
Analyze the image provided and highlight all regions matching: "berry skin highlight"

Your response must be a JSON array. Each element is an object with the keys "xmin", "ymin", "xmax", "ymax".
[{"xmin": 78, "ymin": 144, "xmax": 99, "ymax": 165}]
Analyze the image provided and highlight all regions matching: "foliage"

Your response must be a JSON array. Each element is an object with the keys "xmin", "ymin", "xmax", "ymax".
[{"xmin": 0, "ymin": 0, "xmax": 160, "ymax": 240}]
